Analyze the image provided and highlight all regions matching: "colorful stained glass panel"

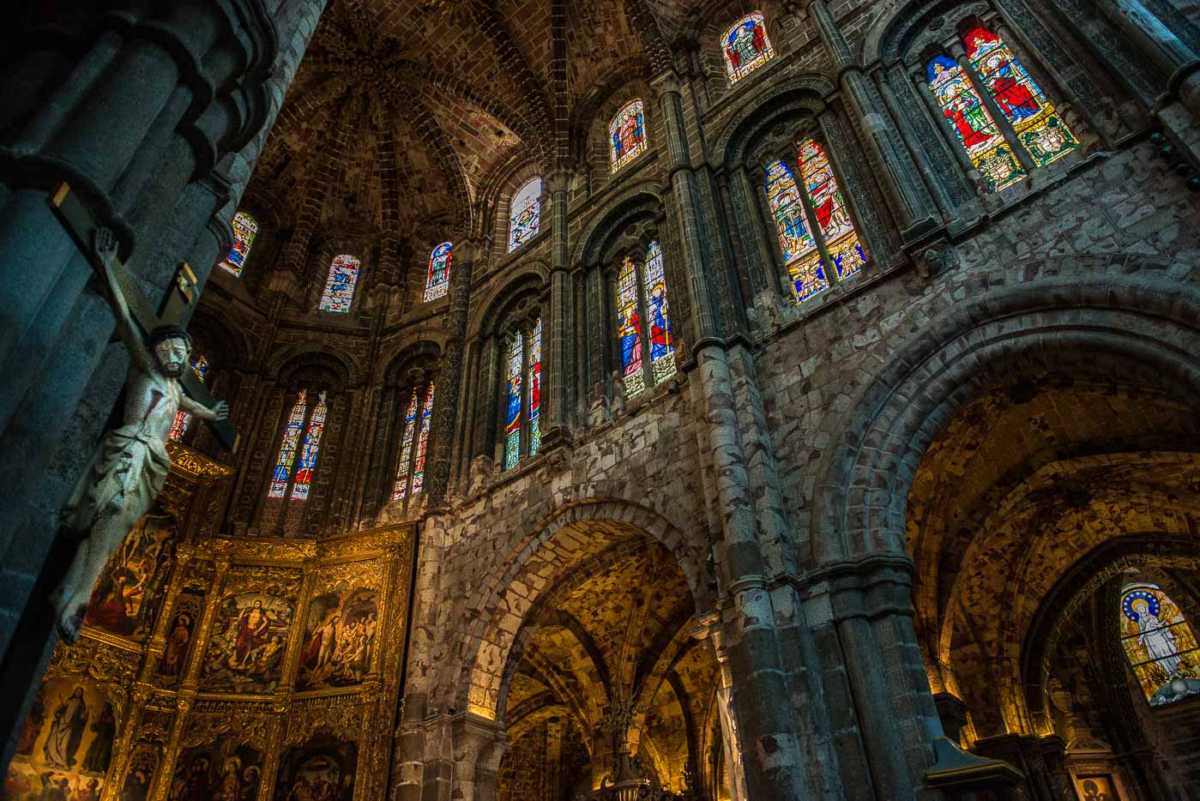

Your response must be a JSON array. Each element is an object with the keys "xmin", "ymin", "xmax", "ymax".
[
  {"xmin": 1120, "ymin": 585, "xmax": 1200, "ymax": 706},
  {"xmin": 927, "ymin": 54, "xmax": 1025, "ymax": 192},
  {"xmin": 765, "ymin": 160, "xmax": 827, "ymax": 302},
  {"xmin": 610, "ymin": 99, "xmax": 648, "ymax": 172},
  {"xmin": 503, "ymin": 332, "xmax": 523, "ymax": 470},
  {"xmin": 269, "ymin": 390, "xmax": 307, "ymax": 498},
  {"xmin": 290, "ymin": 391, "xmax": 327, "ymax": 500},
  {"xmin": 319, "ymin": 254, "xmax": 361, "ymax": 313},
  {"xmin": 642, "ymin": 242, "xmax": 676, "ymax": 386},
  {"xmin": 219, "ymin": 211, "xmax": 258, "ymax": 277},
  {"xmin": 723, "ymin": 12, "xmax": 775, "ymax": 83},
  {"xmin": 410, "ymin": 383, "xmax": 435, "ymax": 497},
  {"xmin": 424, "ymin": 242, "xmax": 453, "ymax": 302},
  {"xmin": 528, "ymin": 320, "xmax": 542, "ymax": 456},
  {"xmin": 796, "ymin": 138, "xmax": 868, "ymax": 281},
  {"xmin": 616, "ymin": 257, "xmax": 646, "ymax": 397},
  {"xmin": 508, "ymin": 177, "xmax": 543, "ymax": 252},
  {"xmin": 390, "ymin": 389, "xmax": 420, "ymax": 502},
  {"xmin": 964, "ymin": 26, "xmax": 1079, "ymax": 168}
]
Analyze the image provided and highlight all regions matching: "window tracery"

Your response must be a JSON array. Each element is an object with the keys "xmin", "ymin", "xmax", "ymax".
[
  {"xmin": 424, "ymin": 242, "xmax": 453, "ymax": 302},
  {"xmin": 319, "ymin": 254, "xmax": 361, "ymax": 313},
  {"xmin": 219, "ymin": 211, "xmax": 258, "ymax": 277},
  {"xmin": 1120, "ymin": 583, "xmax": 1200, "ymax": 706},
  {"xmin": 610, "ymin": 99, "xmax": 648, "ymax": 172},
  {"xmin": 508, "ymin": 178, "xmax": 543, "ymax": 252},
  {"xmin": 615, "ymin": 240, "xmax": 676, "ymax": 398},
  {"xmin": 723, "ymin": 12, "xmax": 775, "ymax": 84},
  {"xmin": 762, "ymin": 137, "xmax": 868, "ymax": 302}
]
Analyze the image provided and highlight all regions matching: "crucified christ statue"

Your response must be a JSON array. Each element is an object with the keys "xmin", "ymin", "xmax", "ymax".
[{"xmin": 51, "ymin": 228, "xmax": 229, "ymax": 642}]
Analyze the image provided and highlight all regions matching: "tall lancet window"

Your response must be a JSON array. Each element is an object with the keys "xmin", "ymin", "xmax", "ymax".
[
  {"xmin": 503, "ymin": 330, "xmax": 524, "ymax": 470},
  {"xmin": 391, "ymin": 382, "xmax": 436, "ymax": 502},
  {"xmin": 168, "ymin": 354, "xmax": 211, "ymax": 441},
  {"xmin": 527, "ymin": 319, "xmax": 543, "ymax": 455},
  {"xmin": 1120, "ymin": 584, "xmax": 1200, "ymax": 706},
  {"xmin": 609, "ymin": 100, "xmax": 647, "ymax": 172},
  {"xmin": 424, "ymin": 242, "xmax": 453, "ymax": 302},
  {"xmin": 268, "ymin": 390, "xmax": 328, "ymax": 500},
  {"xmin": 507, "ymin": 177, "xmax": 542, "ymax": 252},
  {"xmin": 615, "ymin": 241, "xmax": 676, "ymax": 398},
  {"xmin": 764, "ymin": 137, "xmax": 868, "ymax": 302},
  {"xmin": 498, "ymin": 315, "xmax": 544, "ymax": 471},
  {"xmin": 926, "ymin": 24, "xmax": 1078, "ymax": 192},
  {"xmin": 319, "ymin": 254, "xmax": 361, "ymax": 313},
  {"xmin": 219, "ymin": 211, "xmax": 258, "ymax": 277},
  {"xmin": 722, "ymin": 12, "xmax": 775, "ymax": 84}
]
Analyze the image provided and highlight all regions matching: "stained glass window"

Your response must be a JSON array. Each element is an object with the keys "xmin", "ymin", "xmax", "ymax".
[
  {"xmin": 723, "ymin": 12, "xmax": 775, "ymax": 83},
  {"xmin": 765, "ymin": 160, "xmax": 827, "ymax": 301},
  {"xmin": 643, "ymin": 242, "xmax": 676, "ymax": 385},
  {"xmin": 503, "ymin": 331, "xmax": 524, "ymax": 469},
  {"xmin": 168, "ymin": 354, "xmax": 211, "ymax": 441},
  {"xmin": 796, "ymin": 138, "xmax": 868, "ymax": 282},
  {"xmin": 390, "ymin": 389, "xmax": 420, "ymax": 502},
  {"xmin": 616, "ymin": 257, "xmax": 646, "ymax": 398},
  {"xmin": 410, "ymin": 383, "xmax": 435, "ymax": 497},
  {"xmin": 508, "ymin": 178, "xmax": 543, "ymax": 252},
  {"xmin": 963, "ymin": 26, "xmax": 1079, "ymax": 168},
  {"xmin": 290, "ymin": 391, "xmax": 327, "ymax": 500},
  {"xmin": 219, "ymin": 211, "xmax": 258, "ymax": 277},
  {"xmin": 269, "ymin": 390, "xmax": 308, "ymax": 498},
  {"xmin": 319, "ymin": 254, "xmax": 361, "ymax": 313},
  {"xmin": 926, "ymin": 54, "xmax": 1024, "ymax": 192},
  {"xmin": 424, "ymin": 242, "xmax": 453, "ymax": 302},
  {"xmin": 528, "ymin": 319, "xmax": 543, "ymax": 457},
  {"xmin": 1120, "ymin": 584, "xmax": 1200, "ymax": 706},
  {"xmin": 610, "ymin": 100, "xmax": 648, "ymax": 172}
]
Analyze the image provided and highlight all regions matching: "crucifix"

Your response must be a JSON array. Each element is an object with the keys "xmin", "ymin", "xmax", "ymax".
[{"xmin": 48, "ymin": 182, "xmax": 238, "ymax": 642}]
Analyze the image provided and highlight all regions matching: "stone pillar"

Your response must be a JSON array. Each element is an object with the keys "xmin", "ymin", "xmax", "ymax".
[
  {"xmin": 1094, "ymin": 0, "xmax": 1200, "ymax": 112},
  {"xmin": 426, "ymin": 239, "xmax": 479, "ymax": 505},
  {"xmin": 806, "ymin": 0, "xmax": 940, "ymax": 241},
  {"xmin": 541, "ymin": 170, "xmax": 572, "ymax": 445},
  {"xmin": 706, "ymin": 627, "xmax": 750, "ymax": 801},
  {"xmin": 451, "ymin": 715, "xmax": 504, "ymax": 801}
]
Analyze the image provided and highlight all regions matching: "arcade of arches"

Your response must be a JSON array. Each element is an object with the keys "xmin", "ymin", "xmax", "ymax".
[{"xmin": 2, "ymin": 1, "xmax": 1200, "ymax": 801}]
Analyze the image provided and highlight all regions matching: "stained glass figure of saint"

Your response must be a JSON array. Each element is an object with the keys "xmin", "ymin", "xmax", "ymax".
[
  {"xmin": 219, "ymin": 211, "xmax": 258, "ymax": 277},
  {"xmin": 528, "ymin": 320, "xmax": 543, "ymax": 456},
  {"xmin": 796, "ymin": 139, "xmax": 868, "ymax": 281},
  {"xmin": 290, "ymin": 391, "xmax": 327, "ymax": 500},
  {"xmin": 723, "ymin": 12, "xmax": 775, "ymax": 83},
  {"xmin": 616, "ymin": 258, "xmax": 646, "ymax": 398},
  {"xmin": 503, "ymin": 331, "xmax": 524, "ymax": 469},
  {"xmin": 319, "ymin": 255, "xmax": 361, "ymax": 313},
  {"xmin": 1120, "ymin": 584, "xmax": 1200, "ymax": 706},
  {"xmin": 424, "ymin": 242, "xmax": 453, "ymax": 302},
  {"xmin": 410, "ymin": 384, "xmax": 435, "ymax": 496},
  {"xmin": 610, "ymin": 100, "xmax": 648, "ymax": 172},
  {"xmin": 643, "ymin": 242, "xmax": 676, "ymax": 385},
  {"xmin": 269, "ymin": 391, "xmax": 308, "ymax": 498},
  {"xmin": 390, "ymin": 389, "xmax": 420, "ymax": 502},
  {"xmin": 765, "ymin": 160, "xmax": 827, "ymax": 301},
  {"xmin": 508, "ymin": 178, "xmax": 543, "ymax": 252}
]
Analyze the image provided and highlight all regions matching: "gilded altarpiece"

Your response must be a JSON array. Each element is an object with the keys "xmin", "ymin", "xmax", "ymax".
[{"xmin": 4, "ymin": 443, "xmax": 416, "ymax": 801}]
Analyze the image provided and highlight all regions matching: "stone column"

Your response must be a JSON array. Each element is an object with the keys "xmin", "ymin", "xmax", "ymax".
[
  {"xmin": 426, "ymin": 239, "xmax": 479, "ymax": 505},
  {"xmin": 1094, "ymin": 0, "xmax": 1200, "ymax": 112},
  {"xmin": 451, "ymin": 715, "xmax": 504, "ymax": 801},
  {"xmin": 541, "ymin": 171, "xmax": 573, "ymax": 446},
  {"xmin": 806, "ymin": 0, "xmax": 940, "ymax": 240}
]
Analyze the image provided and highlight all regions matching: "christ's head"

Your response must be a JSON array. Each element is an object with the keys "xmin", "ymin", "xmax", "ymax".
[{"xmin": 149, "ymin": 325, "xmax": 193, "ymax": 378}]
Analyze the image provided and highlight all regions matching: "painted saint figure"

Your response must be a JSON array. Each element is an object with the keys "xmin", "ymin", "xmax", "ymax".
[
  {"xmin": 52, "ymin": 229, "xmax": 228, "ymax": 641},
  {"xmin": 43, "ymin": 688, "xmax": 88, "ymax": 768},
  {"xmin": 232, "ymin": 600, "xmax": 271, "ymax": 668},
  {"xmin": 1131, "ymin": 597, "xmax": 1182, "ymax": 677}
]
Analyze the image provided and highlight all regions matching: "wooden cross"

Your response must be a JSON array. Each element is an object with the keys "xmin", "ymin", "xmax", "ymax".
[{"xmin": 49, "ymin": 182, "xmax": 239, "ymax": 452}]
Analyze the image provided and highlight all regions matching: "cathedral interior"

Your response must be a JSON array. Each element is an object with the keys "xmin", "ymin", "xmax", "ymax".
[{"xmin": 3, "ymin": 0, "xmax": 1200, "ymax": 800}]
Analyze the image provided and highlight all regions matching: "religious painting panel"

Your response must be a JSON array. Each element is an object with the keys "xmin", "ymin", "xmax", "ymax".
[
  {"xmin": 83, "ymin": 514, "xmax": 175, "ymax": 641},
  {"xmin": 4, "ymin": 678, "xmax": 120, "ymax": 801},
  {"xmin": 117, "ymin": 742, "xmax": 161, "ymax": 801},
  {"xmin": 168, "ymin": 740, "xmax": 264, "ymax": 801},
  {"xmin": 273, "ymin": 738, "xmax": 358, "ymax": 801},
  {"xmin": 201, "ymin": 568, "xmax": 301, "ymax": 694},
  {"xmin": 1073, "ymin": 774, "xmax": 1119, "ymax": 801},
  {"xmin": 157, "ymin": 589, "xmax": 205, "ymax": 687},
  {"xmin": 297, "ymin": 584, "xmax": 380, "ymax": 691}
]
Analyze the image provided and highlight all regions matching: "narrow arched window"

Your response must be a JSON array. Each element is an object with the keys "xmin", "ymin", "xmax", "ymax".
[
  {"xmin": 503, "ymin": 330, "xmax": 524, "ymax": 469},
  {"xmin": 219, "ymin": 211, "xmax": 258, "ymax": 277},
  {"xmin": 424, "ymin": 242, "xmax": 453, "ymax": 302},
  {"xmin": 615, "ymin": 241, "xmax": 676, "ymax": 398},
  {"xmin": 764, "ymin": 137, "xmax": 868, "ymax": 302},
  {"xmin": 925, "ymin": 25, "xmax": 1078, "ymax": 193},
  {"xmin": 508, "ymin": 178, "xmax": 543, "ymax": 252},
  {"xmin": 722, "ymin": 12, "xmax": 775, "ymax": 84},
  {"xmin": 270, "ymin": 390, "xmax": 314, "ymax": 498},
  {"xmin": 319, "ymin": 254, "xmax": 361, "ymax": 313},
  {"xmin": 289, "ymin": 392, "xmax": 327, "ymax": 500},
  {"xmin": 392, "ymin": 382, "xmax": 436, "ymax": 502},
  {"xmin": 168, "ymin": 354, "xmax": 211, "ymax": 441},
  {"xmin": 499, "ymin": 317, "xmax": 543, "ymax": 470},
  {"xmin": 527, "ymin": 319, "xmax": 543, "ymax": 455},
  {"xmin": 1120, "ymin": 584, "xmax": 1200, "ymax": 706},
  {"xmin": 610, "ymin": 100, "xmax": 648, "ymax": 172}
]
